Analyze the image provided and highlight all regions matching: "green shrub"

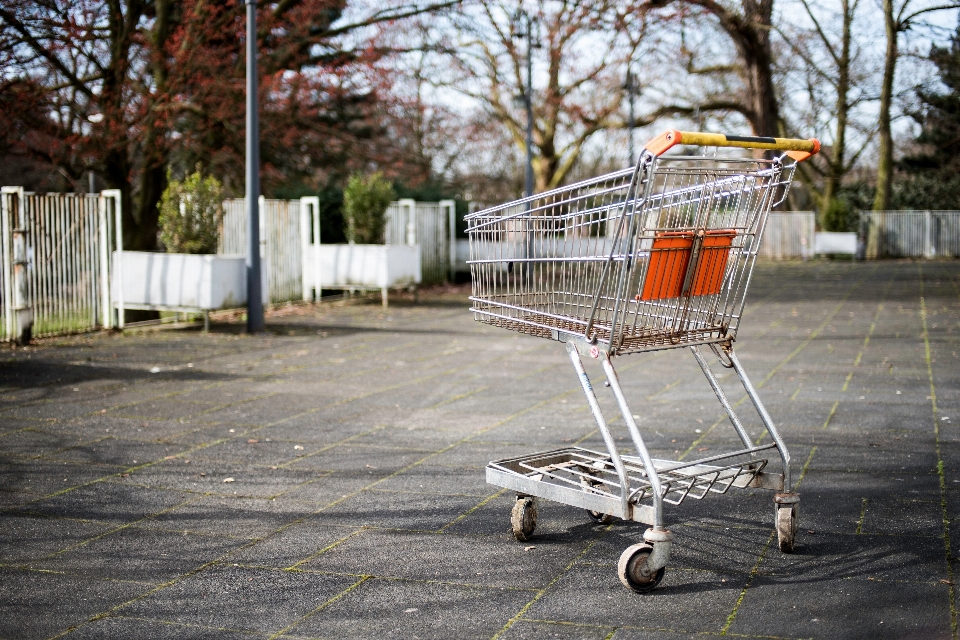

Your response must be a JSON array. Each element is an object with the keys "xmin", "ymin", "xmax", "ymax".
[
  {"xmin": 891, "ymin": 172, "xmax": 960, "ymax": 209},
  {"xmin": 343, "ymin": 172, "xmax": 395, "ymax": 244},
  {"xmin": 820, "ymin": 197, "xmax": 859, "ymax": 232},
  {"xmin": 158, "ymin": 167, "xmax": 224, "ymax": 254}
]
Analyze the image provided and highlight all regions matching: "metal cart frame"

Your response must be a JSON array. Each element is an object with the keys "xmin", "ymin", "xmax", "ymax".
[{"xmin": 466, "ymin": 130, "xmax": 820, "ymax": 592}]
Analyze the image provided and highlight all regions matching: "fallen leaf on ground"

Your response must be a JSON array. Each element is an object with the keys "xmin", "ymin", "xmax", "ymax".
[
  {"xmin": 223, "ymin": 477, "xmax": 235, "ymax": 483},
  {"xmin": 247, "ymin": 439, "xmax": 259, "ymax": 444}
]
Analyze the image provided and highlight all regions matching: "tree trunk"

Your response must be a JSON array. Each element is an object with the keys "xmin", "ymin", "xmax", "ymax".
[
  {"xmin": 688, "ymin": 0, "xmax": 780, "ymax": 143},
  {"xmin": 738, "ymin": 0, "xmax": 779, "ymax": 137},
  {"xmin": 132, "ymin": 0, "xmax": 173, "ymax": 253},
  {"xmin": 873, "ymin": 0, "xmax": 896, "ymax": 211},
  {"xmin": 821, "ymin": 0, "xmax": 853, "ymax": 218}
]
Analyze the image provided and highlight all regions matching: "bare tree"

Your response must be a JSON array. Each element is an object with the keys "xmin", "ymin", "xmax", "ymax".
[
  {"xmin": 638, "ymin": 0, "xmax": 781, "ymax": 139},
  {"xmin": 445, "ymin": 0, "xmax": 647, "ymax": 193},
  {"xmin": 776, "ymin": 0, "xmax": 875, "ymax": 217},
  {"xmin": 873, "ymin": 0, "xmax": 960, "ymax": 210}
]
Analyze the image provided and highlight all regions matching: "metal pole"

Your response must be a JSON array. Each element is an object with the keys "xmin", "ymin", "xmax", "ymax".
[
  {"xmin": 245, "ymin": 0, "xmax": 264, "ymax": 332},
  {"xmin": 524, "ymin": 14, "xmax": 534, "ymax": 200},
  {"xmin": 626, "ymin": 66, "xmax": 635, "ymax": 166}
]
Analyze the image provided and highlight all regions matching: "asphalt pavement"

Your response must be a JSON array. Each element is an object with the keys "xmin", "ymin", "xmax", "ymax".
[{"xmin": 0, "ymin": 260, "xmax": 958, "ymax": 640}]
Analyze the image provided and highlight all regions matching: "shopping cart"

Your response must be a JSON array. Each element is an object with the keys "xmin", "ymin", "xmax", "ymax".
[{"xmin": 466, "ymin": 130, "xmax": 820, "ymax": 592}]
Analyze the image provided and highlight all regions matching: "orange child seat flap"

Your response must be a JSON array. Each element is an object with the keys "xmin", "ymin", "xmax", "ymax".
[{"xmin": 639, "ymin": 230, "xmax": 736, "ymax": 301}]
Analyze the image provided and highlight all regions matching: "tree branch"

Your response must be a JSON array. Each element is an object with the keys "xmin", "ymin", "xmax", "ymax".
[
  {"xmin": 899, "ymin": 2, "xmax": 960, "ymax": 28},
  {"xmin": 0, "ymin": 7, "xmax": 95, "ymax": 98},
  {"xmin": 316, "ymin": 1, "xmax": 463, "ymax": 39}
]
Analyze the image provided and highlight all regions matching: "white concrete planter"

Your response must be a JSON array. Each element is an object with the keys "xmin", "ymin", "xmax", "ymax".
[
  {"xmin": 303, "ymin": 244, "xmax": 421, "ymax": 306},
  {"xmin": 112, "ymin": 252, "xmax": 267, "ymax": 327},
  {"xmin": 814, "ymin": 232, "xmax": 857, "ymax": 255}
]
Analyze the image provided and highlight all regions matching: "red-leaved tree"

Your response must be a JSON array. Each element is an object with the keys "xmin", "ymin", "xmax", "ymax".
[{"xmin": 0, "ymin": 0, "xmax": 458, "ymax": 249}]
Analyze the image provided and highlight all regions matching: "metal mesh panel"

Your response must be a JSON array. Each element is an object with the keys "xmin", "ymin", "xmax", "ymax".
[
  {"xmin": 385, "ymin": 201, "xmax": 452, "ymax": 284},
  {"xmin": 759, "ymin": 212, "xmax": 815, "ymax": 259},
  {"xmin": 219, "ymin": 198, "xmax": 302, "ymax": 303},
  {"xmin": 467, "ymin": 155, "xmax": 795, "ymax": 355}
]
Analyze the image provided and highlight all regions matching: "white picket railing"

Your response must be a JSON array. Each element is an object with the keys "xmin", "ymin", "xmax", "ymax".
[
  {"xmin": 0, "ymin": 189, "xmax": 118, "ymax": 341},
  {"xmin": 758, "ymin": 212, "xmax": 816, "ymax": 259},
  {"xmin": 3, "ymin": 184, "xmax": 957, "ymax": 341},
  {"xmin": 221, "ymin": 198, "xmax": 303, "ymax": 304},
  {"xmin": 222, "ymin": 197, "xmax": 457, "ymax": 302},
  {"xmin": 385, "ymin": 199, "xmax": 456, "ymax": 284},
  {"xmin": 865, "ymin": 210, "xmax": 960, "ymax": 258}
]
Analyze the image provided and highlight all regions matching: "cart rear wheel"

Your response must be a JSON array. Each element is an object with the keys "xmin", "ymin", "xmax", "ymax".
[
  {"xmin": 776, "ymin": 503, "xmax": 798, "ymax": 553},
  {"xmin": 511, "ymin": 496, "xmax": 537, "ymax": 541},
  {"xmin": 617, "ymin": 543, "xmax": 665, "ymax": 593},
  {"xmin": 579, "ymin": 469, "xmax": 615, "ymax": 525},
  {"xmin": 588, "ymin": 509, "xmax": 614, "ymax": 525}
]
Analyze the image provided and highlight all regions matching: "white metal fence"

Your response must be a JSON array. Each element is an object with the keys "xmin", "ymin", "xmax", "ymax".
[
  {"xmin": 4, "ymin": 184, "xmax": 957, "ymax": 341},
  {"xmin": 1, "ymin": 189, "xmax": 118, "ymax": 341},
  {"xmin": 865, "ymin": 211, "xmax": 960, "ymax": 258},
  {"xmin": 385, "ymin": 199, "xmax": 456, "ymax": 284},
  {"xmin": 758, "ymin": 212, "xmax": 815, "ymax": 259},
  {"xmin": 221, "ymin": 198, "xmax": 304, "ymax": 303},
  {"xmin": 221, "ymin": 197, "xmax": 457, "ymax": 302}
]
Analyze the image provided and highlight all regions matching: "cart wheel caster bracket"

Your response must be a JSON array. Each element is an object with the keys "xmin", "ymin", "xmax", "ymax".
[
  {"xmin": 618, "ymin": 543, "xmax": 666, "ymax": 593},
  {"xmin": 774, "ymin": 493, "xmax": 799, "ymax": 553},
  {"xmin": 511, "ymin": 496, "xmax": 537, "ymax": 541}
]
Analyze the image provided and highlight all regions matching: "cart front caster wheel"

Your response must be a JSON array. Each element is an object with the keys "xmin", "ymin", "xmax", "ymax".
[
  {"xmin": 579, "ymin": 471, "xmax": 615, "ymax": 525},
  {"xmin": 776, "ymin": 503, "xmax": 798, "ymax": 553},
  {"xmin": 617, "ymin": 543, "xmax": 665, "ymax": 593},
  {"xmin": 583, "ymin": 483, "xmax": 614, "ymax": 525},
  {"xmin": 511, "ymin": 496, "xmax": 537, "ymax": 541},
  {"xmin": 587, "ymin": 509, "xmax": 614, "ymax": 525}
]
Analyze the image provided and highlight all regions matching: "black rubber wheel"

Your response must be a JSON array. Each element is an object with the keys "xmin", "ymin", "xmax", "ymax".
[
  {"xmin": 511, "ymin": 497, "xmax": 537, "ymax": 541},
  {"xmin": 617, "ymin": 543, "xmax": 665, "ymax": 593},
  {"xmin": 777, "ymin": 503, "xmax": 798, "ymax": 553},
  {"xmin": 587, "ymin": 509, "xmax": 614, "ymax": 525},
  {"xmin": 579, "ymin": 470, "xmax": 615, "ymax": 525}
]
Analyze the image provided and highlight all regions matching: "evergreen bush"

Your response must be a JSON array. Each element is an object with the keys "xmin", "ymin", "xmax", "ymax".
[
  {"xmin": 158, "ymin": 167, "xmax": 224, "ymax": 254},
  {"xmin": 821, "ymin": 197, "xmax": 859, "ymax": 232},
  {"xmin": 343, "ymin": 172, "xmax": 395, "ymax": 244}
]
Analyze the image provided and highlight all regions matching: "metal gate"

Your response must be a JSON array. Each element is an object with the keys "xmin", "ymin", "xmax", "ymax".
[
  {"xmin": 220, "ymin": 198, "xmax": 304, "ymax": 304},
  {"xmin": 385, "ymin": 199, "xmax": 455, "ymax": 284},
  {"xmin": 0, "ymin": 188, "xmax": 118, "ymax": 341},
  {"xmin": 759, "ymin": 212, "xmax": 815, "ymax": 259},
  {"xmin": 865, "ymin": 211, "xmax": 960, "ymax": 258}
]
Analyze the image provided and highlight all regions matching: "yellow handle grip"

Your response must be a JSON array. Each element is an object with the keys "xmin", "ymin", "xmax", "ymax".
[{"xmin": 644, "ymin": 129, "xmax": 821, "ymax": 162}]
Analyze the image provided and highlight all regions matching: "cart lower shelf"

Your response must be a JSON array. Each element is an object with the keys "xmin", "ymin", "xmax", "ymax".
[{"xmin": 487, "ymin": 446, "xmax": 782, "ymax": 525}]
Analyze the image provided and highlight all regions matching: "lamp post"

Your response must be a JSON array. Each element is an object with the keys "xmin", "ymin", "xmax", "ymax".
[
  {"xmin": 245, "ymin": 0, "xmax": 263, "ymax": 333},
  {"xmin": 624, "ymin": 64, "xmax": 638, "ymax": 166},
  {"xmin": 512, "ymin": 8, "xmax": 537, "ymax": 199}
]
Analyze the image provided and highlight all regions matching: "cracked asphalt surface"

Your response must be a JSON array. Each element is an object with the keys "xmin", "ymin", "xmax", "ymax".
[{"xmin": 1, "ymin": 261, "xmax": 958, "ymax": 639}]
